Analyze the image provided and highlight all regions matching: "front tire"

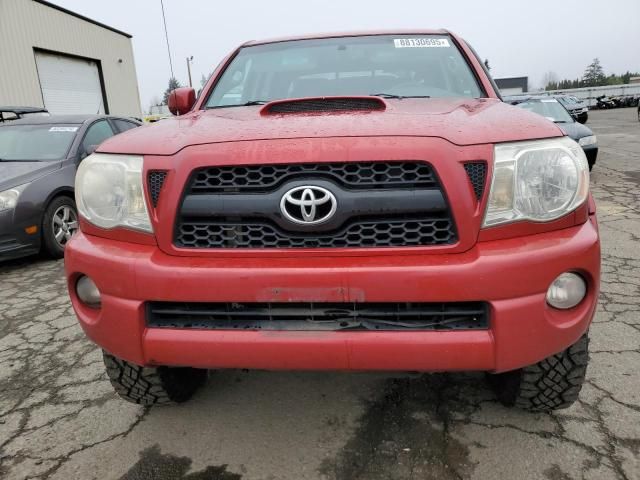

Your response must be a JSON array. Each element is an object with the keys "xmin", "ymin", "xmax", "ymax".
[
  {"xmin": 488, "ymin": 334, "xmax": 589, "ymax": 412},
  {"xmin": 41, "ymin": 196, "xmax": 79, "ymax": 259},
  {"xmin": 103, "ymin": 351, "xmax": 207, "ymax": 405}
]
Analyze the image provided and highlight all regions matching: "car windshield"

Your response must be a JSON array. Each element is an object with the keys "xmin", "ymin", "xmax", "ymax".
[
  {"xmin": 0, "ymin": 124, "xmax": 79, "ymax": 161},
  {"xmin": 205, "ymin": 35, "xmax": 484, "ymax": 108},
  {"xmin": 515, "ymin": 99, "xmax": 574, "ymax": 123}
]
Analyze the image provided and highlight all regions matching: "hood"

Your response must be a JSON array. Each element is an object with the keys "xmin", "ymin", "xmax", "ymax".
[
  {"xmin": 556, "ymin": 121, "xmax": 593, "ymax": 141},
  {"xmin": 98, "ymin": 98, "xmax": 563, "ymax": 156},
  {"xmin": 0, "ymin": 161, "xmax": 60, "ymax": 192}
]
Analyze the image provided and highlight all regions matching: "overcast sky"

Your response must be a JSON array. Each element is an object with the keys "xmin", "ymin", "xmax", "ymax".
[{"xmin": 54, "ymin": 0, "xmax": 640, "ymax": 112}]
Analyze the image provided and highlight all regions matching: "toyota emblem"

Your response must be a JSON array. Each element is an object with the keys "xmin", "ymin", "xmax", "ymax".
[{"xmin": 280, "ymin": 185, "xmax": 337, "ymax": 225}]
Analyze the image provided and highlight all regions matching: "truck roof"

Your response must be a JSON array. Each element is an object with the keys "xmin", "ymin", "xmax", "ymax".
[{"xmin": 244, "ymin": 29, "xmax": 451, "ymax": 46}]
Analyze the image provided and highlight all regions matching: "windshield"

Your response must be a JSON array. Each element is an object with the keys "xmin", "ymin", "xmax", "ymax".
[
  {"xmin": 205, "ymin": 35, "xmax": 484, "ymax": 108},
  {"xmin": 0, "ymin": 124, "xmax": 78, "ymax": 161},
  {"xmin": 514, "ymin": 99, "xmax": 574, "ymax": 123}
]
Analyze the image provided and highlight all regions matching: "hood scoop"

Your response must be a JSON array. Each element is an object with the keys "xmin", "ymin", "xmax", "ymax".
[{"xmin": 261, "ymin": 96, "xmax": 386, "ymax": 115}]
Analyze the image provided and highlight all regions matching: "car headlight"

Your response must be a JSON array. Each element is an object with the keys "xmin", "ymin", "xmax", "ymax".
[
  {"xmin": 483, "ymin": 137, "xmax": 589, "ymax": 227},
  {"xmin": 0, "ymin": 184, "xmax": 28, "ymax": 213},
  {"xmin": 75, "ymin": 154, "xmax": 152, "ymax": 232},
  {"xmin": 578, "ymin": 135, "xmax": 597, "ymax": 147}
]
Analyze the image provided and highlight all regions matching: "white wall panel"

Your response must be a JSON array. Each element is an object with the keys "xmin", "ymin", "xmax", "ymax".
[{"xmin": 0, "ymin": 0, "xmax": 141, "ymax": 117}]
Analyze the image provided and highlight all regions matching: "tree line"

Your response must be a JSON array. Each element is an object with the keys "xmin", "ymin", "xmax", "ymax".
[{"xmin": 544, "ymin": 58, "xmax": 639, "ymax": 91}]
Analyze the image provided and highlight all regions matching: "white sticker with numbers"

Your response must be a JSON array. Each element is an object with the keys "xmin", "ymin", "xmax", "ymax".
[
  {"xmin": 49, "ymin": 126, "xmax": 78, "ymax": 132},
  {"xmin": 394, "ymin": 38, "xmax": 450, "ymax": 48}
]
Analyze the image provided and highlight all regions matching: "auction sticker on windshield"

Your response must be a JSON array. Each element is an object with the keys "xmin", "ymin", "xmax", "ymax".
[
  {"xmin": 394, "ymin": 38, "xmax": 450, "ymax": 48},
  {"xmin": 49, "ymin": 127, "xmax": 78, "ymax": 132}
]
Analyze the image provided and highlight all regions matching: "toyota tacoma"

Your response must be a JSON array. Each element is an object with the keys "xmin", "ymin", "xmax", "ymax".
[{"xmin": 65, "ymin": 30, "xmax": 600, "ymax": 411}]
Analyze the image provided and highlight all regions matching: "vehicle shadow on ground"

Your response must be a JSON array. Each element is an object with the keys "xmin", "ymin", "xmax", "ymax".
[
  {"xmin": 122, "ymin": 370, "xmax": 500, "ymax": 480},
  {"xmin": 0, "ymin": 254, "xmax": 53, "ymax": 273}
]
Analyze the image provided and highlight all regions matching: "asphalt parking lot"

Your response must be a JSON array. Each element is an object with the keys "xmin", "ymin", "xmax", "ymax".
[{"xmin": 1, "ymin": 108, "xmax": 639, "ymax": 480}]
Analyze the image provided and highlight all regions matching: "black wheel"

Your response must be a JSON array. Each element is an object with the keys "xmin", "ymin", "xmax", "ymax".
[
  {"xmin": 487, "ymin": 334, "xmax": 589, "ymax": 412},
  {"xmin": 41, "ymin": 196, "xmax": 79, "ymax": 259},
  {"xmin": 103, "ymin": 351, "xmax": 207, "ymax": 405},
  {"xmin": 637, "ymin": 108, "xmax": 640, "ymax": 122}
]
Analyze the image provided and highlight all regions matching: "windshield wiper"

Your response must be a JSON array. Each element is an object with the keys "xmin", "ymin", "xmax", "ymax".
[
  {"xmin": 206, "ymin": 100, "xmax": 269, "ymax": 109},
  {"xmin": 370, "ymin": 93, "xmax": 431, "ymax": 99}
]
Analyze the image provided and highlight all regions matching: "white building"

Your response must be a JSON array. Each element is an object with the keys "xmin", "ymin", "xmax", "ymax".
[{"xmin": 0, "ymin": 0, "xmax": 142, "ymax": 117}]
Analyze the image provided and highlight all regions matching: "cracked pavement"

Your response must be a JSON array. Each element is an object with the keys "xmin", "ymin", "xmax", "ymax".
[{"xmin": 1, "ymin": 108, "xmax": 639, "ymax": 480}]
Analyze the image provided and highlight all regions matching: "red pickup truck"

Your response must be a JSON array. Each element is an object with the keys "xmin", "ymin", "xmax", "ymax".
[{"xmin": 65, "ymin": 30, "xmax": 599, "ymax": 411}]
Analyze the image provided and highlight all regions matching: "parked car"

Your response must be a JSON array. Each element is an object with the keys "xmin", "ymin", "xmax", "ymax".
[
  {"xmin": 638, "ymin": 100, "xmax": 640, "ymax": 121},
  {"xmin": 66, "ymin": 30, "xmax": 599, "ymax": 412},
  {"xmin": 555, "ymin": 95, "xmax": 588, "ymax": 124},
  {"xmin": 0, "ymin": 114, "xmax": 141, "ymax": 261},
  {"xmin": 0, "ymin": 106, "xmax": 49, "ymax": 122},
  {"xmin": 506, "ymin": 95, "xmax": 598, "ymax": 170}
]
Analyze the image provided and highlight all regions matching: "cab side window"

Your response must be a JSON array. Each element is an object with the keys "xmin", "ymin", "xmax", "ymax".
[
  {"xmin": 112, "ymin": 119, "xmax": 139, "ymax": 133},
  {"xmin": 81, "ymin": 120, "xmax": 114, "ymax": 158}
]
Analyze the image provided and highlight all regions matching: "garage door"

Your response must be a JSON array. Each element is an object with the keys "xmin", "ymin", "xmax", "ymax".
[
  {"xmin": 500, "ymin": 87, "xmax": 525, "ymax": 96},
  {"xmin": 35, "ymin": 51, "xmax": 105, "ymax": 115}
]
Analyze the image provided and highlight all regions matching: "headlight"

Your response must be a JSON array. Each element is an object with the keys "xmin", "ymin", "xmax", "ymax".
[
  {"xmin": 578, "ymin": 135, "xmax": 597, "ymax": 147},
  {"xmin": 483, "ymin": 137, "xmax": 589, "ymax": 227},
  {"xmin": 0, "ymin": 184, "xmax": 28, "ymax": 213},
  {"xmin": 75, "ymin": 154, "xmax": 152, "ymax": 232}
]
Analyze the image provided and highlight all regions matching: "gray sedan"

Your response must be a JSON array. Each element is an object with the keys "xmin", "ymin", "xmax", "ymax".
[
  {"xmin": 0, "ymin": 114, "xmax": 141, "ymax": 261},
  {"xmin": 505, "ymin": 96, "xmax": 598, "ymax": 170}
]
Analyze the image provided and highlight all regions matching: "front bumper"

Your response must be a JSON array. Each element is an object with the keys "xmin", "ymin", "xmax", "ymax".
[
  {"xmin": 582, "ymin": 144, "xmax": 598, "ymax": 166},
  {"xmin": 65, "ymin": 217, "xmax": 600, "ymax": 373},
  {"xmin": 0, "ymin": 210, "xmax": 40, "ymax": 261}
]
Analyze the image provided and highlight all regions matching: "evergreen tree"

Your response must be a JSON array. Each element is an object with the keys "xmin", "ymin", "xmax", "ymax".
[
  {"xmin": 162, "ymin": 77, "xmax": 182, "ymax": 105},
  {"xmin": 582, "ymin": 59, "xmax": 606, "ymax": 87}
]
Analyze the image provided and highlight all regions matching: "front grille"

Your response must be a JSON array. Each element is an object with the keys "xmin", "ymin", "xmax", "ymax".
[
  {"xmin": 177, "ymin": 215, "xmax": 455, "ymax": 249},
  {"xmin": 265, "ymin": 97, "xmax": 385, "ymax": 114},
  {"xmin": 463, "ymin": 162, "xmax": 487, "ymax": 200},
  {"xmin": 147, "ymin": 301, "xmax": 488, "ymax": 331},
  {"xmin": 189, "ymin": 162, "xmax": 438, "ymax": 194},
  {"xmin": 176, "ymin": 161, "xmax": 457, "ymax": 249},
  {"xmin": 148, "ymin": 171, "xmax": 167, "ymax": 207}
]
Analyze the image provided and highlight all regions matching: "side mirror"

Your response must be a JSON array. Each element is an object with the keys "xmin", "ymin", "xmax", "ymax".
[{"xmin": 168, "ymin": 87, "xmax": 196, "ymax": 116}]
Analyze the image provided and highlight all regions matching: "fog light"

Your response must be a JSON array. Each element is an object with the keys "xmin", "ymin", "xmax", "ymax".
[
  {"xmin": 76, "ymin": 275, "xmax": 101, "ymax": 307},
  {"xmin": 546, "ymin": 272, "xmax": 587, "ymax": 309}
]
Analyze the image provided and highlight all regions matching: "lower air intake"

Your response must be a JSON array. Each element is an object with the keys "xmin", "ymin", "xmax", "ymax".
[{"xmin": 147, "ymin": 301, "xmax": 489, "ymax": 331}]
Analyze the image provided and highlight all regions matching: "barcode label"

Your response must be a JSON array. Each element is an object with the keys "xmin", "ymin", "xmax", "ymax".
[{"xmin": 394, "ymin": 38, "xmax": 450, "ymax": 48}]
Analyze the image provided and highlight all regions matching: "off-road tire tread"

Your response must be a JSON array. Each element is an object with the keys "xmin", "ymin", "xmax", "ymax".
[
  {"xmin": 103, "ymin": 351, "xmax": 206, "ymax": 405},
  {"xmin": 489, "ymin": 335, "xmax": 589, "ymax": 412}
]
